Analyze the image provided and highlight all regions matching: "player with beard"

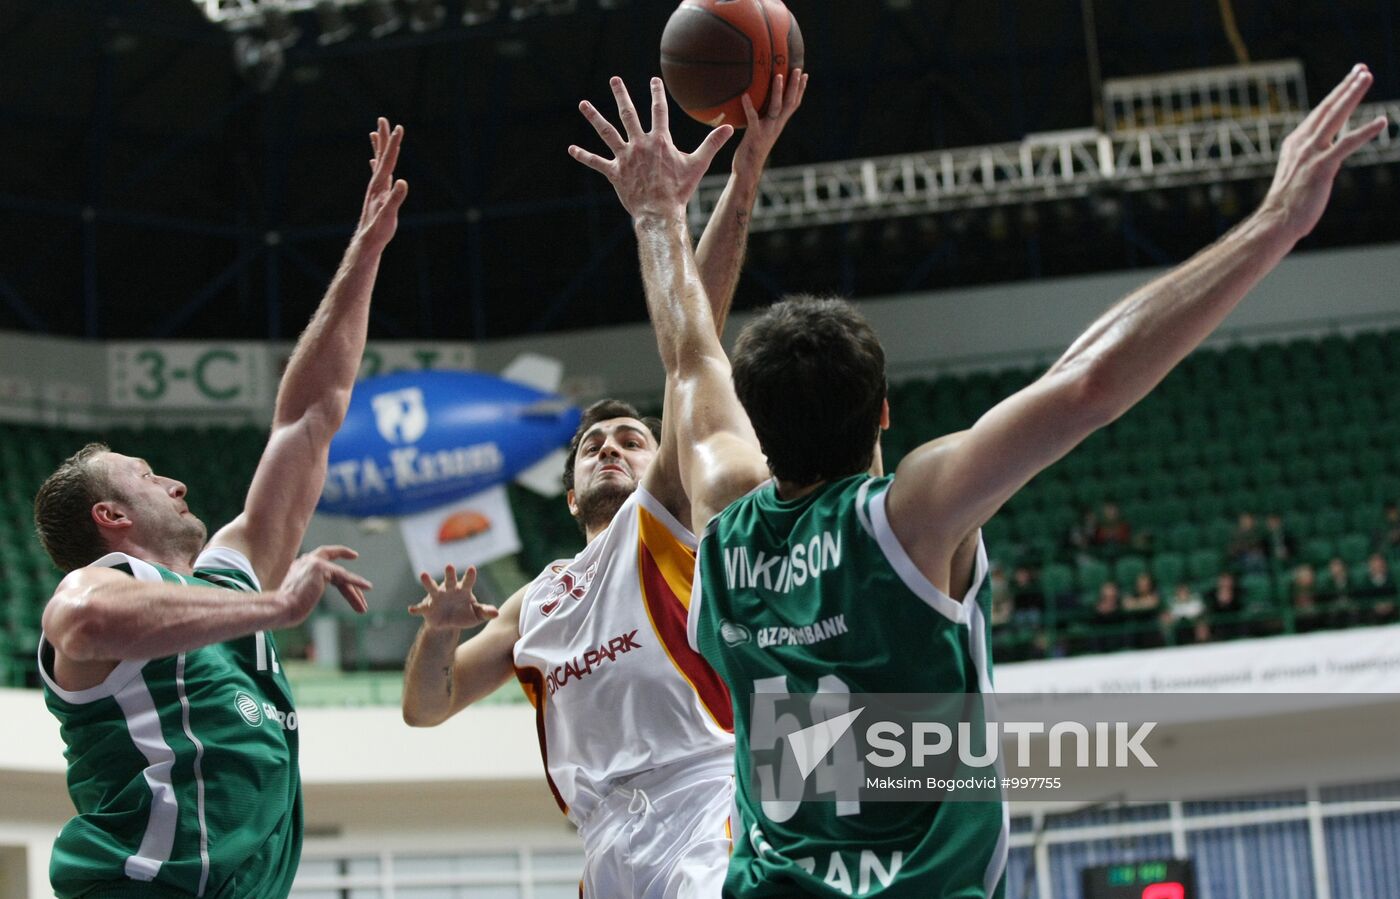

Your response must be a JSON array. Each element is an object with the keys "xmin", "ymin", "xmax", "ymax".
[
  {"xmin": 399, "ymin": 71, "xmax": 807, "ymax": 898},
  {"xmin": 32, "ymin": 119, "xmax": 406, "ymax": 898}
]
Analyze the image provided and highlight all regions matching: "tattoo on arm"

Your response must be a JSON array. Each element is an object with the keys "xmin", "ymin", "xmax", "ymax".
[{"xmin": 443, "ymin": 665, "xmax": 453, "ymax": 697}]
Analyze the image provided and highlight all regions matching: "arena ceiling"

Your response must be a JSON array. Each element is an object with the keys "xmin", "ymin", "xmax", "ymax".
[{"xmin": 2, "ymin": 0, "xmax": 1397, "ymax": 341}]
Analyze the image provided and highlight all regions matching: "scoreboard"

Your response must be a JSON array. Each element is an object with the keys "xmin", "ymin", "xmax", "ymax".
[{"xmin": 1082, "ymin": 859, "xmax": 1196, "ymax": 899}]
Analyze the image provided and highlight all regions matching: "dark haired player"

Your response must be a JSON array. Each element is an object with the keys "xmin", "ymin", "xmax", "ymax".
[
  {"xmin": 573, "ymin": 68, "xmax": 1386, "ymax": 897},
  {"xmin": 401, "ymin": 71, "xmax": 807, "ymax": 899}
]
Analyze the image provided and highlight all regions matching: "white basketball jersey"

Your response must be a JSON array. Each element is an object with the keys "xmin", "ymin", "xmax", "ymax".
[{"xmin": 514, "ymin": 486, "xmax": 735, "ymax": 825}]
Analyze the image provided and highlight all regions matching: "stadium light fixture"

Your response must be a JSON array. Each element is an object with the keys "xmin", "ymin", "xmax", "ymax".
[
  {"xmin": 462, "ymin": 0, "xmax": 499, "ymax": 25},
  {"xmin": 315, "ymin": 1, "xmax": 356, "ymax": 44},
  {"xmin": 364, "ymin": 0, "xmax": 403, "ymax": 38}
]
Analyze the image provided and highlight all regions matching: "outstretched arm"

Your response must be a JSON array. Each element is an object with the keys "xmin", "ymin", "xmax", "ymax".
[
  {"xmin": 211, "ymin": 119, "xmax": 409, "ymax": 589},
  {"xmin": 647, "ymin": 71, "xmax": 807, "ymax": 523},
  {"xmin": 401, "ymin": 565, "xmax": 519, "ymax": 727},
  {"xmin": 887, "ymin": 65, "xmax": 1388, "ymax": 588},
  {"xmin": 694, "ymin": 69, "xmax": 807, "ymax": 333},
  {"xmin": 570, "ymin": 78, "xmax": 770, "ymax": 534},
  {"xmin": 44, "ymin": 546, "xmax": 369, "ymax": 690}
]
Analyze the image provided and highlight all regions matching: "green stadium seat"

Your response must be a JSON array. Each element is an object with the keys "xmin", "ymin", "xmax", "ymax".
[
  {"xmin": 1077, "ymin": 558, "xmax": 1111, "ymax": 591},
  {"xmin": 1152, "ymin": 552, "xmax": 1187, "ymax": 589},
  {"xmin": 1356, "ymin": 450, "xmax": 1389, "ymax": 480},
  {"xmin": 1240, "ymin": 572, "xmax": 1276, "ymax": 609},
  {"xmin": 1370, "ymin": 475, "xmax": 1400, "ymax": 504},
  {"xmin": 1179, "ymin": 469, "xmax": 1212, "ymax": 497},
  {"xmin": 1204, "ymin": 518, "xmax": 1236, "ymax": 548},
  {"xmin": 1040, "ymin": 563, "xmax": 1075, "ymax": 603},
  {"xmin": 1200, "ymin": 443, "xmax": 1232, "ymax": 469},
  {"xmin": 1333, "ymin": 480, "xmax": 1368, "ymax": 509},
  {"xmin": 1314, "ymin": 508, "xmax": 1346, "ymax": 537},
  {"xmin": 1337, "ymin": 533, "xmax": 1371, "ymax": 565},
  {"xmin": 1188, "ymin": 548, "xmax": 1224, "ymax": 581},
  {"xmin": 1295, "ymin": 483, "xmax": 1332, "ymax": 512},
  {"xmin": 1194, "ymin": 494, "xmax": 1228, "ymax": 523},
  {"xmin": 1225, "ymin": 488, "xmax": 1259, "ymax": 515},
  {"xmin": 1114, "ymin": 555, "xmax": 1148, "ymax": 587},
  {"xmin": 1163, "ymin": 521, "xmax": 1201, "ymax": 552},
  {"xmin": 1258, "ymin": 485, "xmax": 1295, "ymax": 516},
  {"xmin": 1303, "ymin": 538, "xmax": 1336, "ymax": 566}
]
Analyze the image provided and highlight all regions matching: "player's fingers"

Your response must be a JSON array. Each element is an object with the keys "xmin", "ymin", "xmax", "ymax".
[
  {"xmin": 1326, "ymin": 115, "xmax": 1388, "ymax": 163},
  {"xmin": 1307, "ymin": 65, "xmax": 1371, "ymax": 144},
  {"xmin": 790, "ymin": 69, "xmax": 808, "ymax": 108},
  {"xmin": 741, "ymin": 92, "xmax": 760, "ymax": 130},
  {"xmin": 337, "ymin": 582, "xmax": 368, "ymax": 614},
  {"xmin": 460, "ymin": 565, "xmax": 479, "ymax": 592},
  {"xmin": 384, "ymin": 178, "xmax": 409, "ymax": 212},
  {"xmin": 474, "ymin": 602, "xmax": 501, "ymax": 620},
  {"xmin": 314, "ymin": 545, "xmax": 359, "ymax": 561},
  {"xmin": 326, "ymin": 563, "xmax": 373, "ymax": 591},
  {"xmin": 419, "ymin": 571, "xmax": 440, "ymax": 594},
  {"xmin": 407, "ymin": 599, "xmax": 428, "ymax": 615},
  {"xmin": 649, "ymin": 76, "xmax": 669, "ymax": 135},
  {"xmin": 380, "ymin": 123, "xmax": 404, "ymax": 178},
  {"xmin": 579, "ymin": 101, "xmax": 625, "ymax": 153},
  {"xmin": 610, "ymin": 76, "xmax": 641, "ymax": 139},
  {"xmin": 568, "ymin": 144, "xmax": 615, "ymax": 176},
  {"xmin": 767, "ymin": 73, "xmax": 786, "ymax": 119},
  {"xmin": 692, "ymin": 124, "xmax": 735, "ymax": 171}
]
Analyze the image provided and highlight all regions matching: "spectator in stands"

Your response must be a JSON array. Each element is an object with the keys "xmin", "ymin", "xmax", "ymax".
[
  {"xmin": 989, "ymin": 563, "xmax": 1014, "ymax": 627},
  {"xmin": 1092, "ymin": 580, "xmax": 1126, "ymax": 653},
  {"xmin": 1289, "ymin": 564, "xmax": 1323, "ymax": 633},
  {"xmin": 1374, "ymin": 502, "xmax": 1400, "ymax": 555},
  {"xmin": 1011, "ymin": 564, "xmax": 1045, "ymax": 618},
  {"xmin": 1066, "ymin": 506, "xmax": 1099, "ymax": 564},
  {"xmin": 1263, "ymin": 512, "xmax": 1297, "ymax": 567},
  {"xmin": 1161, "ymin": 581, "xmax": 1206, "ymax": 645},
  {"xmin": 1092, "ymin": 501, "xmax": 1133, "ymax": 559},
  {"xmin": 1123, "ymin": 571, "xmax": 1163, "ymax": 647},
  {"xmin": 1321, "ymin": 556, "xmax": 1360, "ymax": 629},
  {"xmin": 1357, "ymin": 552, "xmax": 1399, "ymax": 624},
  {"xmin": 1204, "ymin": 572, "xmax": 1245, "ymax": 641},
  {"xmin": 1228, "ymin": 512, "xmax": 1267, "ymax": 572}
]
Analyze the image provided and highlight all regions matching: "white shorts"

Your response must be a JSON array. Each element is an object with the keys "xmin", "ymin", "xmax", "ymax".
[{"xmin": 577, "ymin": 752, "xmax": 734, "ymax": 899}]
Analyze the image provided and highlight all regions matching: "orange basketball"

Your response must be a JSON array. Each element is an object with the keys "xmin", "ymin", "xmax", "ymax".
[{"xmin": 660, "ymin": 0, "xmax": 805, "ymax": 128}]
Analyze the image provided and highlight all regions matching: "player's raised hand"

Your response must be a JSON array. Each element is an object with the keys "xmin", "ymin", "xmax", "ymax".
[
  {"xmin": 735, "ymin": 68, "xmax": 808, "ymax": 177},
  {"xmin": 358, "ymin": 117, "xmax": 410, "ymax": 252},
  {"xmin": 409, "ymin": 564, "xmax": 499, "ymax": 631},
  {"xmin": 1262, "ymin": 64, "xmax": 1388, "ymax": 241},
  {"xmin": 569, "ymin": 76, "xmax": 734, "ymax": 220},
  {"xmin": 278, "ymin": 545, "xmax": 372, "ymax": 623}
]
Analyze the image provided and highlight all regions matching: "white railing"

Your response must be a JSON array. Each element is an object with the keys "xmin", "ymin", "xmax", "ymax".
[{"xmin": 689, "ymin": 101, "xmax": 1400, "ymax": 233}]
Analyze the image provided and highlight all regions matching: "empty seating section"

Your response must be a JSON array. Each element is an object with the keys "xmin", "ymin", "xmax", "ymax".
[{"xmin": 1, "ymin": 330, "xmax": 1397, "ymax": 683}]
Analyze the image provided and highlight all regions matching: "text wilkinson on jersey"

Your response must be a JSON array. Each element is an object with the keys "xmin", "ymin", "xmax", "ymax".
[{"xmin": 723, "ymin": 530, "xmax": 843, "ymax": 595}]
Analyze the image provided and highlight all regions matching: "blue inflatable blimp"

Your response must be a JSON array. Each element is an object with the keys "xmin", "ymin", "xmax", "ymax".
[{"xmin": 319, "ymin": 370, "xmax": 582, "ymax": 517}]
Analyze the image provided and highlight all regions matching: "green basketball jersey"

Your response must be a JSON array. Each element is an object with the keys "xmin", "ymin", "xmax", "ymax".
[
  {"xmin": 39, "ymin": 547, "xmax": 303, "ymax": 899},
  {"xmin": 693, "ymin": 475, "xmax": 1007, "ymax": 898}
]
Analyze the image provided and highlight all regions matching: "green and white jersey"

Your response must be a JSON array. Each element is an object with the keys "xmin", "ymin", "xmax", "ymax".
[
  {"xmin": 39, "ymin": 547, "xmax": 303, "ymax": 899},
  {"xmin": 690, "ymin": 475, "xmax": 1008, "ymax": 898}
]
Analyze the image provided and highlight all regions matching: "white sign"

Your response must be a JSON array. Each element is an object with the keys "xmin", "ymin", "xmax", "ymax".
[
  {"xmin": 108, "ymin": 343, "xmax": 268, "ymax": 409},
  {"xmin": 398, "ymin": 486, "xmax": 522, "ymax": 580},
  {"xmin": 996, "ymin": 624, "xmax": 1400, "ymax": 695}
]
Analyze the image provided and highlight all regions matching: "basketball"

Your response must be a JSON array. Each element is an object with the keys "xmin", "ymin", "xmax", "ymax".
[{"xmin": 660, "ymin": 0, "xmax": 805, "ymax": 128}]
